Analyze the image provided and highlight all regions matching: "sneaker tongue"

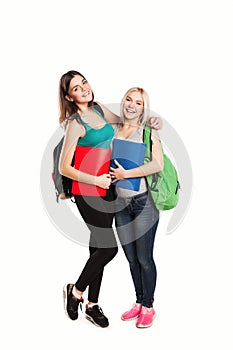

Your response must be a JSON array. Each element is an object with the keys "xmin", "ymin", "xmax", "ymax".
[
  {"xmin": 93, "ymin": 305, "xmax": 102, "ymax": 312},
  {"xmin": 142, "ymin": 307, "xmax": 151, "ymax": 314},
  {"xmin": 86, "ymin": 303, "xmax": 98, "ymax": 309}
]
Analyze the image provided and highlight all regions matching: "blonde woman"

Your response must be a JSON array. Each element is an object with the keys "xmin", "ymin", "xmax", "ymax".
[{"xmin": 110, "ymin": 87, "xmax": 163, "ymax": 328}]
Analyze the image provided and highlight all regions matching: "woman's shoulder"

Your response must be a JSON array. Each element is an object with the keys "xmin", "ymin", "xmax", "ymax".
[
  {"xmin": 66, "ymin": 115, "xmax": 85, "ymax": 135},
  {"xmin": 93, "ymin": 101, "xmax": 104, "ymax": 114}
]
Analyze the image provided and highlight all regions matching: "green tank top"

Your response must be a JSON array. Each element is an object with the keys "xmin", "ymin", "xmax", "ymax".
[{"xmin": 77, "ymin": 109, "xmax": 114, "ymax": 149}]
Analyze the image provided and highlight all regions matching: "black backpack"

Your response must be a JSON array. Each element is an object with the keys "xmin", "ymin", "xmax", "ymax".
[
  {"xmin": 52, "ymin": 135, "xmax": 74, "ymax": 202},
  {"xmin": 52, "ymin": 103, "xmax": 104, "ymax": 202}
]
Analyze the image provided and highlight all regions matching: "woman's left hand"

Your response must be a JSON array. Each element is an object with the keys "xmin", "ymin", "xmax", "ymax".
[
  {"xmin": 109, "ymin": 160, "xmax": 127, "ymax": 182},
  {"xmin": 149, "ymin": 116, "xmax": 163, "ymax": 130}
]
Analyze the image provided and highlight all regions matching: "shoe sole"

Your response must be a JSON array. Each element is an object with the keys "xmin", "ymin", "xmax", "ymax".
[
  {"xmin": 63, "ymin": 284, "xmax": 70, "ymax": 319},
  {"xmin": 136, "ymin": 322, "xmax": 153, "ymax": 328},
  {"xmin": 85, "ymin": 314, "xmax": 109, "ymax": 328},
  {"xmin": 121, "ymin": 315, "xmax": 140, "ymax": 321},
  {"xmin": 63, "ymin": 284, "xmax": 78, "ymax": 321}
]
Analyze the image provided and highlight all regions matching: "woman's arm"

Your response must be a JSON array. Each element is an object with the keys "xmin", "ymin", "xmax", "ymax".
[
  {"xmin": 95, "ymin": 101, "xmax": 119, "ymax": 125},
  {"xmin": 96, "ymin": 101, "xmax": 163, "ymax": 131},
  {"xmin": 110, "ymin": 129, "xmax": 164, "ymax": 181},
  {"xmin": 59, "ymin": 119, "xmax": 111, "ymax": 189}
]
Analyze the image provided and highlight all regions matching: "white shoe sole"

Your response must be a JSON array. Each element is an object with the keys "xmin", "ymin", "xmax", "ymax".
[
  {"xmin": 63, "ymin": 283, "xmax": 78, "ymax": 321},
  {"xmin": 63, "ymin": 284, "xmax": 70, "ymax": 319},
  {"xmin": 121, "ymin": 315, "xmax": 140, "ymax": 321},
  {"xmin": 85, "ymin": 314, "xmax": 109, "ymax": 328}
]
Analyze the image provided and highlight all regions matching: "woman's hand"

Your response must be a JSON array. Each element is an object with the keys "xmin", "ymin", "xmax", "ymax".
[
  {"xmin": 95, "ymin": 174, "xmax": 112, "ymax": 189},
  {"xmin": 109, "ymin": 160, "xmax": 127, "ymax": 182},
  {"xmin": 149, "ymin": 116, "xmax": 163, "ymax": 130}
]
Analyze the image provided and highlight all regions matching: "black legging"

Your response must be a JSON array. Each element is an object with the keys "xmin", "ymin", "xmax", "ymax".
[{"xmin": 74, "ymin": 188, "xmax": 118, "ymax": 303}]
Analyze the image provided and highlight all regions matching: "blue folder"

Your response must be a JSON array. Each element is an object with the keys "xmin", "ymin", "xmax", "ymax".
[{"xmin": 111, "ymin": 138, "xmax": 146, "ymax": 191}]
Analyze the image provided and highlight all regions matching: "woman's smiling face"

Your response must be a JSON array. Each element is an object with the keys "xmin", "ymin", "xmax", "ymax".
[
  {"xmin": 66, "ymin": 74, "xmax": 93, "ymax": 105},
  {"xmin": 123, "ymin": 90, "xmax": 144, "ymax": 122}
]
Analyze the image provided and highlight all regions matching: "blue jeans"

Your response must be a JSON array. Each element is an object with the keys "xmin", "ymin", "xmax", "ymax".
[{"xmin": 115, "ymin": 191, "xmax": 159, "ymax": 308}]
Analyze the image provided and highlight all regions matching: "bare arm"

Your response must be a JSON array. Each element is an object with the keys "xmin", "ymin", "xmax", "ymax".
[
  {"xmin": 59, "ymin": 119, "xmax": 111, "ymax": 189},
  {"xmin": 110, "ymin": 129, "xmax": 164, "ymax": 180},
  {"xmin": 97, "ymin": 101, "xmax": 163, "ymax": 131},
  {"xmin": 95, "ymin": 101, "xmax": 120, "ymax": 125}
]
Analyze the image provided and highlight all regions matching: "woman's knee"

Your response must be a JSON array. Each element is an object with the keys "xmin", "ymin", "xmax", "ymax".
[
  {"xmin": 110, "ymin": 246, "xmax": 118, "ymax": 259},
  {"xmin": 102, "ymin": 246, "xmax": 118, "ymax": 262},
  {"xmin": 138, "ymin": 257, "xmax": 155, "ymax": 271}
]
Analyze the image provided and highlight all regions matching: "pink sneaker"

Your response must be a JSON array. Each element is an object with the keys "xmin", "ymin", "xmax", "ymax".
[
  {"xmin": 121, "ymin": 303, "xmax": 142, "ymax": 321},
  {"xmin": 136, "ymin": 306, "xmax": 156, "ymax": 328}
]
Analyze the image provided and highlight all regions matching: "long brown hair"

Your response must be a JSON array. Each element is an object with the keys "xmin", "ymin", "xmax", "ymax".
[{"xmin": 58, "ymin": 70, "xmax": 94, "ymax": 125}]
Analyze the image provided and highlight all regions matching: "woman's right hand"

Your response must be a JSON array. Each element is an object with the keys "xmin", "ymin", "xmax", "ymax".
[{"xmin": 95, "ymin": 174, "xmax": 111, "ymax": 189}]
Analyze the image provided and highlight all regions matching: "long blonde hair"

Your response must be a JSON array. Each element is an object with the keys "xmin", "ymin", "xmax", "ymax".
[{"xmin": 120, "ymin": 87, "xmax": 150, "ymax": 126}]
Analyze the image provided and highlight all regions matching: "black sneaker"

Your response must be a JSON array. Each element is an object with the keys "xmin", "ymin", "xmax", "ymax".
[
  {"xmin": 85, "ymin": 305, "xmax": 109, "ymax": 328},
  {"xmin": 63, "ymin": 283, "xmax": 83, "ymax": 320}
]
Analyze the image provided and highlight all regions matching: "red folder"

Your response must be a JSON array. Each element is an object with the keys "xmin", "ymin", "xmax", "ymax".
[{"xmin": 72, "ymin": 146, "xmax": 111, "ymax": 196}]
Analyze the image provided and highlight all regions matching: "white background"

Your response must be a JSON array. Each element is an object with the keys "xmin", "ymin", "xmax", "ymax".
[{"xmin": 1, "ymin": 0, "xmax": 233, "ymax": 349}]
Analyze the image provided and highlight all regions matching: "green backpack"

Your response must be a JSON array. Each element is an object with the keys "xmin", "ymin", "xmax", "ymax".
[{"xmin": 143, "ymin": 126, "xmax": 180, "ymax": 210}]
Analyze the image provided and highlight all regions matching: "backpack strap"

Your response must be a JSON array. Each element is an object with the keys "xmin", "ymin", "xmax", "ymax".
[
  {"xmin": 65, "ymin": 103, "xmax": 104, "ymax": 128},
  {"xmin": 143, "ymin": 125, "xmax": 153, "ymax": 161},
  {"xmin": 93, "ymin": 102, "xmax": 104, "ymax": 118},
  {"xmin": 143, "ymin": 125, "xmax": 157, "ymax": 183}
]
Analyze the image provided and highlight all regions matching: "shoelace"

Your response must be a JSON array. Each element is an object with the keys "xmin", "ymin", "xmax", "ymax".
[
  {"xmin": 90, "ymin": 305, "xmax": 105, "ymax": 318},
  {"xmin": 98, "ymin": 306, "xmax": 104, "ymax": 315},
  {"xmin": 96, "ymin": 307, "xmax": 105, "ymax": 319}
]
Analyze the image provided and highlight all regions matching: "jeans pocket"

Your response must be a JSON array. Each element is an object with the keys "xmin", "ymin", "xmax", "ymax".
[{"xmin": 133, "ymin": 193, "xmax": 149, "ymax": 210}]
